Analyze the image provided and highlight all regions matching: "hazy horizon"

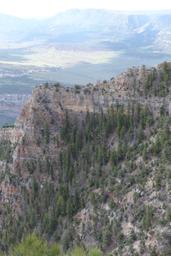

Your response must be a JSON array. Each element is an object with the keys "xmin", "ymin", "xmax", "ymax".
[
  {"xmin": 1, "ymin": 0, "xmax": 171, "ymax": 18},
  {"xmin": 2, "ymin": 8, "xmax": 171, "ymax": 20}
]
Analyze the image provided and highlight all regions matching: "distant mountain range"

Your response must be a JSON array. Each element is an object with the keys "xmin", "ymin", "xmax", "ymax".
[{"xmin": 1, "ymin": 9, "xmax": 171, "ymax": 54}]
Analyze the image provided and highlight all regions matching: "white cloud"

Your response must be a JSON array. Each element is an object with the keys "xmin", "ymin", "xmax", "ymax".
[{"xmin": 0, "ymin": 0, "xmax": 171, "ymax": 18}]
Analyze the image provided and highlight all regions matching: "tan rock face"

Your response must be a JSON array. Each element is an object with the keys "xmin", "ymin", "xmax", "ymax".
[
  {"xmin": 12, "ymin": 86, "xmax": 96, "ymax": 175},
  {"xmin": 0, "ymin": 128, "xmax": 23, "ymax": 144}
]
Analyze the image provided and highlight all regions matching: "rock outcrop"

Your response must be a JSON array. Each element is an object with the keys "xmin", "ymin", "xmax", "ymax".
[{"xmin": 1, "ymin": 62, "xmax": 171, "ymax": 254}]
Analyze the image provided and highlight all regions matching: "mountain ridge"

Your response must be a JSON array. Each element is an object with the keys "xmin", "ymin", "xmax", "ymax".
[
  {"xmin": 1, "ymin": 9, "xmax": 171, "ymax": 51},
  {"xmin": 1, "ymin": 62, "xmax": 171, "ymax": 254}
]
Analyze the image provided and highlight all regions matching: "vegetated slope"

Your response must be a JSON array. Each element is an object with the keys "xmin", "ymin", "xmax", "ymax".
[{"xmin": 1, "ymin": 62, "xmax": 171, "ymax": 255}]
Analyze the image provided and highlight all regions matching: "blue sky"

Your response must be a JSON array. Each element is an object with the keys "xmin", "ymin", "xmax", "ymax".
[{"xmin": 0, "ymin": 0, "xmax": 171, "ymax": 18}]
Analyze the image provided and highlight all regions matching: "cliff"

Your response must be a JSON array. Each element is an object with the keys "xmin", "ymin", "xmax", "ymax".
[{"xmin": 1, "ymin": 62, "xmax": 171, "ymax": 255}]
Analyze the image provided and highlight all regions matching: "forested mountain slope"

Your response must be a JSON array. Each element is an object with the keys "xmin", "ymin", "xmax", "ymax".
[{"xmin": 1, "ymin": 62, "xmax": 171, "ymax": 255}]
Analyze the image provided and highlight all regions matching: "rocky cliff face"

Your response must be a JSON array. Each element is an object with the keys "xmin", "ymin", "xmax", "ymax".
[
  {"xmin": 10, "ymin": 62, "xmax": 171, "ymax": 174},
  {"xmin": 1, "ymin": 62, "xmax": 171, "ymax": 255}
]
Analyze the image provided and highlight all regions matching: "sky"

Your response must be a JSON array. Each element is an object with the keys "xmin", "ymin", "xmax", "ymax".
[{"xmin": 0, "ymin": 0, "xmax": 171, "ymax": 18}]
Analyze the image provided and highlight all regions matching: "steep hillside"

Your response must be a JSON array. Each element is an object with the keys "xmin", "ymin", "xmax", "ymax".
[{"xmin": 1, "ymin": 62, "xmax": 171, "ymax": 255}]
